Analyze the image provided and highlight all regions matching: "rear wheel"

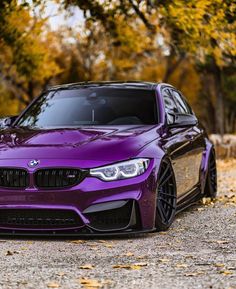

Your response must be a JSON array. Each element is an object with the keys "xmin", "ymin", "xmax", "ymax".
[
  {"xmin": 204, "ymin": 150, "xmax": 217, "ymax": 198},
  {"xmin": 155, "ymin": 160, "xmax": 177, "ymax": 231}
]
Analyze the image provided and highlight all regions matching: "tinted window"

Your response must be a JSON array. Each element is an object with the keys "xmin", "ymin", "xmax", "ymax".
[
  {"xmin": 162, "ymin": 88, "xmax": 178, "ymax": 124},
  {"xmin": 171, "ymin": 90, "xmax": 190, "ymax": 114},
  {"xmin": 16, "ymin": 88, "xmax": 158, "ymax": 128},
  {"xmin": 162, "ymin": 89, "xmax": 178, "ymax": 113}
]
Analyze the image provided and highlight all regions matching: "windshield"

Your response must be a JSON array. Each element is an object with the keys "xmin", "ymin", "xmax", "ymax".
[{"xmin": 16, "ymin": 88, "xmax": 158, "ymax": 128}]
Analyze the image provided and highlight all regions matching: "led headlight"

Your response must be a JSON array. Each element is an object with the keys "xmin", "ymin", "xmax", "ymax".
[{"xmin": 90, "ymin": 158, "xmax": 150, "ymax": 181}]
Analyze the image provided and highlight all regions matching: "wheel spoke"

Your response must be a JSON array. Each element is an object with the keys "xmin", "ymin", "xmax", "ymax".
[
  {"xmin": 159, "ymin": 198, "xmax": 175, "ymax": 209},
  {"xmin": 159, "ymin": 192, "xmax": 176, "ymax": 198},
  {"xmin": 158, "ymin": 201, "xmax": 168, "ymax": 222},
  {"xmin": 158, "ymin": 164, "xmax": 170, "ymax": 184},
  {"xmin": 159, "ymin": 173, "xmax": 172, "ymax": 187}
]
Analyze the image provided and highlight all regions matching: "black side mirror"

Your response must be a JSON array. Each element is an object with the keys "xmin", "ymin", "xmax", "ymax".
[
  {"xmin": 167, "ymin": 113, "xmax": 198, "ymax": 128},
  {"xmin": 0, "ymin": 116, "xmax": 18, "ymax": 129}
]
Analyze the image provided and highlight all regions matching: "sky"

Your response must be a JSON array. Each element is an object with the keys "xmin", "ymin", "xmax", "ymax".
[
  {"xmin": 20, "ymin": 0, "xmax": 84, "ymax": 30},
  {"xmin": 43, "ymin": 1, "xmax": 84, "ymax": 31}
]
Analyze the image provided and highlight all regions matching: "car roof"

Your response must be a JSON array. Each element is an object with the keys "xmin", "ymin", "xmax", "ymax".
[{"xmin": 47, "ymin": 81, "xmax": 161, "ymax": 91}]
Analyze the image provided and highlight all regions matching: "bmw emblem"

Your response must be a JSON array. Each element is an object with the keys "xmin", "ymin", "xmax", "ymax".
[{"xmin": 28, "ymin": 159, "xmax": 40, "ymax": 168}]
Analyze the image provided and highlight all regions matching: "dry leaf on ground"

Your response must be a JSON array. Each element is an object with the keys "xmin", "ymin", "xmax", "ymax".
[
  {"xmin": 113, "ymin": 262, "xmax": 147, "ymax": 270},
  {"xmin": 47, "ymin": 282, "xmax": 60, "ymax": 288},
  {"xmin": 79, "ymin": 264, "xmax": 94, "ymax": 270},
  {"xmin": 79, "ymin": 278, "xmax": 103, "ymax": 288}
]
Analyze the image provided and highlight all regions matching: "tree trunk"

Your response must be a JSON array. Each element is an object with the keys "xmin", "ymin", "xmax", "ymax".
[{"xmin": 212, "ymin": 60, "xmax": 224, "ymax": 135}]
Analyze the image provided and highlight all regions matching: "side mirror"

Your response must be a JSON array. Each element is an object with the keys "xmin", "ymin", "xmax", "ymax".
[
  {"xmin": 0, "ymin": 116, "xmax": 18, "ymax": 129},
  {"xmin": 167, "ymin": 113, "xmax": 198, "ymax": 128}
]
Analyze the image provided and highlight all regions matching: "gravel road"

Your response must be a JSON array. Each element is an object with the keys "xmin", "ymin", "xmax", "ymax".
[{"xmin": 0, "ymin": 160, "xmax": 236, "ymax": 289}]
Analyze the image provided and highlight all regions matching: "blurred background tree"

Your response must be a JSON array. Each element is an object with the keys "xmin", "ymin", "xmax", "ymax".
[{"xmin": 0, "ymin": 0, "xmax": 235, "ymax": 133}]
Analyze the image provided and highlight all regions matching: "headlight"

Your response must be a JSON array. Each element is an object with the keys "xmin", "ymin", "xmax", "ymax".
[{"xmin": 90, "ymin": 158, "xmax": 150, "ymax": 181}]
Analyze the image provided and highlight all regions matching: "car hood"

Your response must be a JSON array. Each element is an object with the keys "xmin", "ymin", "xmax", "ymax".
[{"xmin": 0, "ymin": 126, "xmax": 159, "ymax": 161}]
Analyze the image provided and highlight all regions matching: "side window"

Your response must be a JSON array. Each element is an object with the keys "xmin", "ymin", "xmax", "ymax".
[
  {"xmin": 162, "ymin": 89, "xmax": 178, "ymax": 113},
  {"xmin": 162, "ymin": 88, "xmax": 178, "ymax": 124},
  {"xmin": 171, "ymin": 90, "xmax": 190, "ymax": 114}
]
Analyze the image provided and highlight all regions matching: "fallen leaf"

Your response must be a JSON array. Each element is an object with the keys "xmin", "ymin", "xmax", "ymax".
[
  {"xmin": 70, "ymin": 240, "xmax": 86, "ymax": 244},
  {"xmin": 134, "ymin": 262, "xmax": 147, "ymax": 267},
  {"xmin": 214, "ymin": 263, "xmax": 225, "ymax": 268},
  {"xmin": 56, "ymin": 272, "xmax": 66, "ymax": 277},
  {"xmin": 124, "ymin": 252, "xmax": 134, "ymax": 257},
  {"xmin": 215, "ymin": 240, "xmax": 230, "ymax": 244},
  {"xmin": 113, "ymin": 262, "xmax": 147, "ymax": 270},
  {"xmin": 79, "ymin": 264, "xmax": 94, "ymax": 270},
  {"xmin": 159, "ymin": 231, "xmax": 168, "ymax": 235},
  {"xmin": 159, "ymin": 258, "xmax": 170, "ymax": 263},
  {"xmin": 184, "ymin": 272, "xmax": 203, "ymax": 276},
  {"xmin": 79, "ymin": 278, "xmax": 102, "ymax": 288},
  {"xmin": 201, "ymin": 197, "xmax": 214, "ymax": 205},
  {"xmin": 47, "ymin": 282, "xmax": 60, "ymax": 288},
  {"xmin": 220, "ymin": 270, "xmax": 233, "ymax": 275},
  {"xmin": 5, "ymin": 250, "xmax": 19, "ymax": 256},
  {"xmin": 176, "ymin": 263, "xmax": 188, "ymax": 268},
  {"xmin": 104, "ymin": 244, "xmax": 113, "ymax": 248}
]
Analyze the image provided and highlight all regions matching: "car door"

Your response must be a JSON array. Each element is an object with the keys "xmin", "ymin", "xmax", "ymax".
[{"xmin": 160, "ymin": 86, "xmax": 205, "ymax": 198}]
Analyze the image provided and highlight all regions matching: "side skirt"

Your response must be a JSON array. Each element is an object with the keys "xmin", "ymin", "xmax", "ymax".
[{"xmin": 176, "ymin": 185, "xmax": 202, "ymax": 214}]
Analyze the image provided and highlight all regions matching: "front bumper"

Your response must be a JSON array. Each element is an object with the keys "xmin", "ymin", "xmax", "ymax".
[{"xmin": 0, "ymin": 158, "xmax": 159, "ymax": 236}]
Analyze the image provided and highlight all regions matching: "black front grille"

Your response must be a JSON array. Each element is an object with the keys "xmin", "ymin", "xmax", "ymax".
[
  {"xmin": 35, "ymin": 168, "xmax": 85, "ymax": 189},
  {"xmin": 0, "ymin": 209, "xmax": 82, "ymax": 228},
  {"xmin": 0, "ymin": 168, "xmax": 29, "ymax": 188}
]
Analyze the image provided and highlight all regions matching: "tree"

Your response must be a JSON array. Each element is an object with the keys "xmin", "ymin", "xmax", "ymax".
[
  {"xmin": 0, "ymin": 0, "xmax": 61, "ymax": 107},
  {"xmin": 63, "ymin": 0, "xmax": 236, "ymax": 134}
]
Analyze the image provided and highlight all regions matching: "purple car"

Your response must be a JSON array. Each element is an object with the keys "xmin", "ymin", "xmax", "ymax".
[{"xmin": 0, "ymin": 82, "xmax": 217, "ymax": 236}]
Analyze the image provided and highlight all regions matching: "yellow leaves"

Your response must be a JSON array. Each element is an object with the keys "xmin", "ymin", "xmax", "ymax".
[
  {"xmin": 158, "ymin": 258, "xmax": 170, "ymax": 263},
  {"xmin": 79, "ymin": 264, "xmax": 94, "ymax": 270},
  {"xmin": 204, "ymin": 239, "xmax": 230, "ymax": 245},
  {"xmin": 79, "ymin": 278, "xmax": 112, "ymax": 288},
  {"xmin": 113, "ymin": 262, "xmax": 147, "ymax": 270},
  {"xmin": 214, "ymin": 263, "xmax": 225, "ymax": 268},
  {"xmin": 217, "ymin": 195, "xmax": 236, "ymax": 206},
  {"xmin": 215, "ymin": 240, "xmax": 230, "ymax": 245},
  {"xmin": 175, "ymin": 263, "xmax": 188, "ymax": 269},
  {"xmin": 47, "ymin": 281, "xmax": 61, "ymax": 288},
  {"xmin": 201, "ymin": 197, "xmax": 214, "ymax": 206},
  {"xmin": 184, "ymin": 272, "xmax": 204, "ymax": 277},
  {"xmin": 70, "ymin": 240, "xmax": 86, "ymax": 244},
  {"xmin": 124, "ymin": 252, "xmax": 134, "ymax": 257},
  {"xmin": 164, "ymin": 0, "xmax": 235, "ymax": 63},
  {"xmin": 80, "ymin": 278, "xmax": 102, "ymax": 288},
  {"xmin": 220, "ymin": 270, "xmax": 233, "ymax": 276}
]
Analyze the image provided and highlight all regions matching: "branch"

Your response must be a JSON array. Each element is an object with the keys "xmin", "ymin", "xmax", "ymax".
[{"xmin": 128, "ymin": 0, "xmax": 156, "ymax": 32}]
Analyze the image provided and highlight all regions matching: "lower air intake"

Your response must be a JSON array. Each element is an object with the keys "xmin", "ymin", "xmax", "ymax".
[
  {"xmin": 84, "ymin": 200, "xmax": 136, "ymax": 231},
  {"xmin": 0, "ymin": 209, "xmax": 82, "ymax": 228}
]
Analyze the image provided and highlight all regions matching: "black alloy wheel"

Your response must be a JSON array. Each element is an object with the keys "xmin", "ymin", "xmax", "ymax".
[{"xmin": 155, "ymin": 159, "xmax": 177, "ymax": 231}]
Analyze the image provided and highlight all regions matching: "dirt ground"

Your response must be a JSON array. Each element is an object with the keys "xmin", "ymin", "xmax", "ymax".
[{"xmin": 0, "ymin": 160, "xmax": 236, "ymax": 289}]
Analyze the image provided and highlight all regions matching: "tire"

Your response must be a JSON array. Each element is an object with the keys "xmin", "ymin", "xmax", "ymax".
[
  {"xmin": 155, "ymin": 159, "xmax": 177, "ymax": 231},
  {"xmin": 204, "ymin": 150, "xmax": 217, "ymax": 198}
]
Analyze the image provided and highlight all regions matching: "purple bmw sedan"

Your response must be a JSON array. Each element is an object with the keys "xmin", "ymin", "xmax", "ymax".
[{"xmin": 0, "ymin": 82, "xmax": 217, "ymax": 236}]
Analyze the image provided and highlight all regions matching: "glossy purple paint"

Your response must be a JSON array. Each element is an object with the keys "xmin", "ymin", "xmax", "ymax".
[{"xmin": 0, "ymin": 82, "xmax": 213, "ymax": 235}]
